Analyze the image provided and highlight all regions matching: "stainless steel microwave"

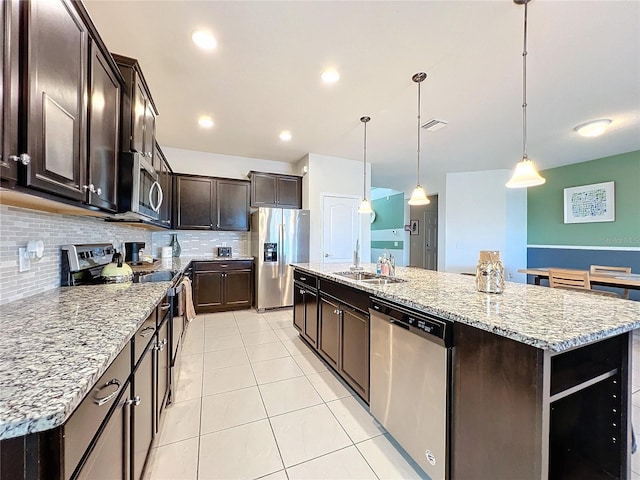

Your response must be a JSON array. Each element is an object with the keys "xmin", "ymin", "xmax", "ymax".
[{"xmin": 116, "ymin": 152, "xmax": 163, "ymax": 221}]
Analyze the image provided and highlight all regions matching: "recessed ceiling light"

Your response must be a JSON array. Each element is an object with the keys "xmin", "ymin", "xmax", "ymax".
[
  {"xmin": 192, "ymin": 30, "xmax": 217, "ymax": 50},
  {"xmin": 279, "ymin": 130, "xmax": 292, "ymax": 141},
  {"xmin": 198, "ymin": 116, "xmax": 214, "ymax": 128},
  {"xmin": 574, "ymin": 119, "xmax": 612, "ymax": 137},
  {"xmin": 321, "ymin": 69, "xmax": 340, "ymax": 84}
]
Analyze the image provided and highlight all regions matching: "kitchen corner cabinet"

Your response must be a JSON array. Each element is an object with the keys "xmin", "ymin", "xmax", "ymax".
[
  {"xmin": 293, "ymin": 271, "xmax": 318, "ymax": 347},
  {"xmin": 0, "ymin": 0, "xmax": 123, "ymax": 211},
  {"xmin": 173, "ymin": 174, "xmax": 250, "ymax": 231},
  {"xmin": 249, "ymin": 171, "xmax": 302, "ymax": 209},
  {"xmin": 193, "ymin": 261, "xmax": 253, "ymax": 313},
  {"xmin": 112, "ymin": 54, "xmax": 158, "ymax": 160}
]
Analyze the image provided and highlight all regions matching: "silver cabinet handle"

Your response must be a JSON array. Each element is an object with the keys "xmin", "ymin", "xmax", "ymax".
[
  {"xmin": 299, "ymin": 289, "xmax": 305, "ymax": 294},
  {"xmin": 93, "ymin": 379, "xmax": 121, "ymax": 406},
  {"xmin": 300, "ymin": 277, "xmax": 307, "ymax": 281},
  {"xmin": 95, "ymin": 187, "xmax": 102, "ymax": 195},
  {"xmin": 9, "ymin": 153, "xmax": 30, "ymax": 165},
  {"xmin": 155, "ymin": 338, "xmax": 167, "ymax": 351},
  {"xmin": 159, "ymin": 303, "xmax": 171, "ymax": 311},
  {"xmin": 140, "ymin": 326, "xmax": 155, "ymax": 338},
  {"xmin": 126, "ymin": 395, "xmax": 141, "ymax": 407}
]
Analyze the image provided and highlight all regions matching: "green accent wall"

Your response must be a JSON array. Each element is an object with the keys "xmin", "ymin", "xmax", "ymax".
[
  {"xmin": 372, "ymin": 193, "xmax": 405, "ymax": 230},
  {"xmin": 527, "ymin": 150, "xmax": 640, "ymax": 247},
  {"xmin": 371, "ymin": 241, "xmax": 404, "ymax": 250}
]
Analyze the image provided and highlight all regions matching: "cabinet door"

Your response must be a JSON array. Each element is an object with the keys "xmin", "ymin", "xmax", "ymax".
[
  {"xmin": 174, "ymin": 176, "xmax": 214, "ymax": 229},
  {"xmin": 87, "ymin": 41, "xmax": 119, "ymax": 212},
  {"xmin": 0, "ymin": 0, "xmax": 19, "ymax": 183},
  {"xmin": 293, "ymin": 285, "xmax": 304, "ymax": 333},
  {"xmin": 132, "ymin": 342, "xmax": 154, "ymax": 480},
  {"xmin": 277, "ymin": 176, "xmax": 302, "ymax": 208},
  {"xmin": 143, "ymin": 101, "xmax": 156, "ymax": 161},
  {"xmin": 155, "ymin": 144, "xmax": 172, "ymax": 227},
  {"xmin": 131, "ymin": 80, "xmax": 145, "ymax": 154},
  {"xmin": 155, "ymin": 318, "xmax": 169, "ymax": 431},
  {"xmin": 318, "ymin": 297, "xmax": 340, "ymax": 369},
  {"xmin": 303, "ymin": 289, "xmax": 318, "ymax": 347},
  {"xmin": 217, "ymin": 179, "xmax": 250, "ymax": 231},
  {"xmin": 224, "ymin": 268, "xmax": 252, "ymax": 308},
  {"xmin": 194, "ymin": 271, "xmax": 224, "ymax": 311},
  {"xmin": 76, "ymin": 383, "xmax": 131, "ymax": 480},
  {"xmin": 251, "ymin": 173, "xmax": 277, "ymax": 207},
  {"xmin": 340, "ymin": 307, "xmax": 369, "ymax": 400},
  {"xmin": 24, "ymin": 0, "xmax": 87, "ymax": 201}
]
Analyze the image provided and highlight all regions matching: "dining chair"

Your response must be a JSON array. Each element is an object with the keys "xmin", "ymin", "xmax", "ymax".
[
  {"xmin": 554, "ymin": 285, "xmax": 620, "ymax": 298},
  {"xmin": 548, "ymin": 268, "xmax": 591, "ymax": 290},
  {"xmin": 590, "ymin": 265, "xmax": 632, "ymax": 299}
]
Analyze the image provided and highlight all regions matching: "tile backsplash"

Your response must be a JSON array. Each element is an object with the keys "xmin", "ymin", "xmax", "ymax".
[{"xmin": 0, "ymin": 205, "xmax": 249, "ymax": 306}]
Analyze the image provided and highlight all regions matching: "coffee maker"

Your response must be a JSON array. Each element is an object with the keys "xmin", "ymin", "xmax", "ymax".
[{"xmin": 124, "ymin": 242, "xmax": 145, "ymax": 264}]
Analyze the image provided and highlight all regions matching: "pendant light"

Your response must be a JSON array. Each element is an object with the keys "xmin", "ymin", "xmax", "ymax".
[
  {"xmin": 506, "ymin": 0, "xmax": 546, "ymax": 188},
  {"xmin": 408, "ymin": 72, "xmax": 430, "ymax": 205},
  {"xmin": 357, "ymin": 116, "xmax": 373, "ymax": 214}
]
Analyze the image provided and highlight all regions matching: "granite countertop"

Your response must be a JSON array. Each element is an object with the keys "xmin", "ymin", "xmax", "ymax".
[{"xmin": 292, "ymin": 263, "xmax": 640, "ymax": 353}]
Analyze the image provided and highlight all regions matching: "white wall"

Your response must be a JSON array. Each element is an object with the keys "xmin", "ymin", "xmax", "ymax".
[
  {"xmin": 161, "ymin": 146, "xmax": 299, "ymax": 179},
  {"xmin": 302, "ymin": 153, "xmax": 371, "ymax": 264},
  {"xmin": 444, "ymin": 169, "xmax": 527, "ymax": 282}
]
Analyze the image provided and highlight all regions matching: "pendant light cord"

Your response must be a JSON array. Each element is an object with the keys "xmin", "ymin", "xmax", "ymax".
[
  {"xmin": 522, "ymin": 0, "xmax": 528, "ymax": 160},
  {"xmin": 416, "ymin": 79, "xmax": 422, "ymax": 184},
  {"xmin": 363, "ymin": 120, "xmax": 367, "ymax": 200}
]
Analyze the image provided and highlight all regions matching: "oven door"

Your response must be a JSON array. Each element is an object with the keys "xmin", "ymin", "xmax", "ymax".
[{"xmin": 132, "ymin": 155, "xmax": 162, "ymax": 220}]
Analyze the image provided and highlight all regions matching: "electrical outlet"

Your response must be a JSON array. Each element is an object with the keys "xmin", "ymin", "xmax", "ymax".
[
  {"xmin": 394, "ymin": 241, "xmax": 398, "ymax": 247},
  {"xmin": 18, "ymin": 247, "xmax": 30, "ymax": 272},
  {"xmin": 222, "ymin": 242, "xmax": 227, "ymax": 246}
]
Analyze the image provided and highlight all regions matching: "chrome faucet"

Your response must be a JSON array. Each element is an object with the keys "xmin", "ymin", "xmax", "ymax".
[
  {"xmin": 350, "ymin": 239, "xmax": 363, "ymax": 271},
  {"xmin": 388, "ymin": 253, "xmax": 396, "ymax": 277}
]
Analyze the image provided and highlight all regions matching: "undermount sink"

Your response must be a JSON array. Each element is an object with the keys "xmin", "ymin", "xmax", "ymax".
[
  {"xmin": 133, "ymin": 270, "xmax": 179, "ymax": 283},
  {"xmin": 332, "ymin": 271, "xmax": 407, "ymax": 284}
]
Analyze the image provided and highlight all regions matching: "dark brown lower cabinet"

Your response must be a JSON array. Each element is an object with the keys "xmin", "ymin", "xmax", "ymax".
[
  {"xmin": 193, "ymin": 261, "xmax": 253, "ymax": 313},
  {"xmin": 75, "ymin": 383, "xmax": 130, "ymax": 480},
  {"xmin": 293, "ymin": 281, "xmax": 318, "ymax": 347},
  {"xmin": 131, "ymin": 338, "xmax": 154, "ymax": 480},
  {"xmin": 155, "ymin": 316, "xmax": 170, "ymax": 432},
  {"xmin": 317, "ymin": 294, "xmax": 369, "ymax": 402}
]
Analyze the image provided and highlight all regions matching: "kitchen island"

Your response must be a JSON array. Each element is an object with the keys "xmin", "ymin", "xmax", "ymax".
[{"xmin": 292, "ymin": 263, "xmax": 640, "ymax": 479}]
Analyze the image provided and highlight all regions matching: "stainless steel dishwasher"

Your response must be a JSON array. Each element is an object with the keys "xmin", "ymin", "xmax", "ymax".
[{"xmin": 369, "ymin": 298, "xmax": 453, "ymax": 480}]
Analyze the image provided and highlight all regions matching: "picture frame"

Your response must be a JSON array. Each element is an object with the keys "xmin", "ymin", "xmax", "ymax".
[
  {"xmin": 410, "ymin": 219, "xmax": 419, "ymax": 235},
  {"xmin": 563, "ymin": 181, "xmax": 615, "ymax": 224}
]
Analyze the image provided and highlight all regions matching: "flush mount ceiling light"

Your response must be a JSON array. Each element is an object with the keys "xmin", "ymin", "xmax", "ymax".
[
  {"xmin": 279, "ymin": 130, "xmax": 292, "ymax": 141},
  {"xmin": 408, "ymin": 72, "xmax": 430, "ymax": 206},
  {"xmin": 321, "ymin": 69, "xmax": 340, "ymax": 84},
  {"xmin": 192, "ymin": 30, "xmax": 217, "ymax": 50},
  {"xmin": 198, "ymin": 116, "xmax": 214, "ymax": 128},
  {"xmin": 506, "ymin": 0, "xmax": 546, "ymax": 189},
  {"xmin": 574, "ymin": 119, "xmax": 612, "ymax": 137},
  {"xmin": 357, "ymin": 116, "xmax": 373, "ymax": 215}
]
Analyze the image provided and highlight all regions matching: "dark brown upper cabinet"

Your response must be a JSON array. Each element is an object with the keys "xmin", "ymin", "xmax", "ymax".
[
  {"xmin": 0, "ymin": 0, "xmax": 20, "ymax": 184},
  {"xmin": 1, "ymin": 0, "xmax": 123, "ymax": 212},
  {"xmin": 249, "ymin": 171, "xmax": 302, "ymax": 209},
  {"xmin": 22, "ymin": 0, "xmax": 88, "ymax": 201},
  {"xmin": 112, "ymin": 54, "xmax": 158, "ymax": 161},
  {"xmin": 173, "ymin": 174, "xmax": 250, "ymax": 231},
  {"xmin": 87, "ymin": 41, "xmax": 120, "ymax": 212},
  {"xmin": 155, "ymin": 142, "xmax": 173, "ymax": 228}
]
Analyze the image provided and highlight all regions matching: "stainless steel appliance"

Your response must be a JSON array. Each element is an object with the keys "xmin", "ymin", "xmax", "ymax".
[
  {"xmin": 251, "ymin": 208, "xmax": 310, "ymax": 311},
  {"xmin": 116, "ymin": 152, "xmax": 163, "ymax": 221},
  {"xmin": 369, "ymin": 297, "xmax": 453, "ymax": 480}
]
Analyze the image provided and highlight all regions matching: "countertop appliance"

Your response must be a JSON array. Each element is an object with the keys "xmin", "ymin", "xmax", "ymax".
[
  {"xmin": 251, "ymin": 208, "xmax": 310, "ymax": 311},
  {"xmin": 115, "ymin": 152, "xmax": 163, "ymax": 221},
  {"xmin": 217, "ymin": 246, "xmax": 231, "ymax": 257},
  {"xmin": 125, "ymin": 242, "xmax": 146, "ymax": 264},
  {"xmin": 369, "ymin": 297, "xmax": 453, "ymax": 479}
]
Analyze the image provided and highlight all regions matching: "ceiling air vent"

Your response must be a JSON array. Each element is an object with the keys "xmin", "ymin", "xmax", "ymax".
[{"xmin": 421, "ymin": 118, "xmax": 448, "ymax": 132}]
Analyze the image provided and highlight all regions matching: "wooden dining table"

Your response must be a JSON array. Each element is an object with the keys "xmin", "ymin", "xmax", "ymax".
[{"xmin": 518, "ymin": 267, "xmax": 640, "ymax": 291}]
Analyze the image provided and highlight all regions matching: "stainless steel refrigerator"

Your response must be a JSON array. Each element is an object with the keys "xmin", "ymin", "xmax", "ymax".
[{"xmin": 251, "ymin": 208, "xmax": 310, "ymax": 311}]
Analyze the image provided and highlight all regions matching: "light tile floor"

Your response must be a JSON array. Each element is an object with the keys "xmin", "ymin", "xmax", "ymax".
[
  {"xmin": 144, "ymin": 309, "xmax": 426, "ymax": 480},
  {"xmin": 145, "ymin": 310, "xmax": 640, "ymax": 480}
]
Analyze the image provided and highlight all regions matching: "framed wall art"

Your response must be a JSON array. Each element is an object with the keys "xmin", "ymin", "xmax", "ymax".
[{"xmin": 563, "ymin": 181, "xmax": 615, "ymax": 224}]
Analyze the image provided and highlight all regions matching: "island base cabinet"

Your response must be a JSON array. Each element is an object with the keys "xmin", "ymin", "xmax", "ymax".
[
  {"xmin": 318, "ymin": 297, "xmax": 340, "ymax": 369},
  {"xmin": 293, "ymin": 280, "xmax": 318, "ymax": 347},
  {"xmin": 340, "ymin": 307, "xmax": 369, "ymax": 400}
]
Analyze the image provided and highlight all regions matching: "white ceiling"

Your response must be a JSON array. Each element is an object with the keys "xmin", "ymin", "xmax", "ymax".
[{"xmin": 84, "ymin": 0, "xmax": 640, "ymax": 194}]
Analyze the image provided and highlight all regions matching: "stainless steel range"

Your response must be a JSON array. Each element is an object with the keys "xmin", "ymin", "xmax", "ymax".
[{"xmin": 61, "ymin": 243, "xmax": 118, "ymax": 286}]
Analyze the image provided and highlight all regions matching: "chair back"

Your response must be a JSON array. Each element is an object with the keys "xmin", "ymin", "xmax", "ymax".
[
  {"xmin": 548, "ymin": 268, "xmax": 591, "ymax": 290},
  {"xmin": 589, "ymin": 265, "xmax": 631, "ymax": 299},
  {"xmin": 554, "ymin": 285, "xmax": 620, "ymax": 298}
]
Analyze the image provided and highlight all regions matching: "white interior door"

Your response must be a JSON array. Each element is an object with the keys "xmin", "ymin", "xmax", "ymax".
[{"xmin": 322, "ymin": 195, "xmax": 359, "ymax": 263}]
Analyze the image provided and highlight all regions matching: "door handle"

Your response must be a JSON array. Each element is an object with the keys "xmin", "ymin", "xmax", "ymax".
[{"xmin": 325, "ymin": 253, "xmax": 330, "ymax": 258}]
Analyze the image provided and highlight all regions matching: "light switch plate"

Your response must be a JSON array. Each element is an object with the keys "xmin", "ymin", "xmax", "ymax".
[{"xmin": 18, "ymin": 247, "xmax": 30, "ymax": 272}]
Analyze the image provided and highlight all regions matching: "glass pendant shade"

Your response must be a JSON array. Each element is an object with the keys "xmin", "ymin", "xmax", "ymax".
[
  {"xmin": 408, "ymin": 185, "xmax": 430, "ymax": 205},
  {"xmin": 358, "ymin": 199, "xmax": 373, "ymax": 214},
  {"xmin": 506, "ymin": 158, "xmax": 546, "ymax": 188}
]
